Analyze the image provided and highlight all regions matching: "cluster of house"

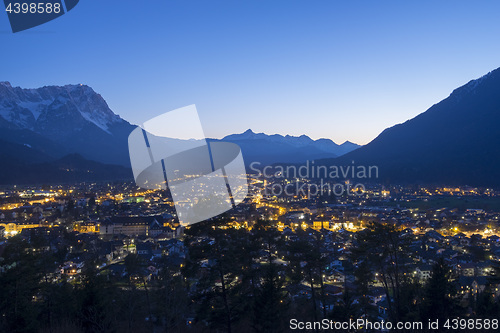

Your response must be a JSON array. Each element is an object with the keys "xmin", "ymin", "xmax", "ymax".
[
  {"xmin": 279, "ymin": 226, "xmax": 500, "ymax": 318},
  {"xmin": 55, "ymin": 237, "xmax": 186, "ymax": 281}
]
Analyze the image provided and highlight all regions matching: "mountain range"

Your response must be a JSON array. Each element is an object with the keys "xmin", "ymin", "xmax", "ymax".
[
  {"xmin": 3, "ymin": 65, "xmax": 500, "ymax": 187},
  {"xmin": 220, "ymin": 129, "xmax": 359, "ymax": 166},
  {"xmin": 320, "ymin": 67, "xmax": 500, "ymax": 187},
  {"xmin": 0, "ymin": 81, "xmax": 359, "ymax": 184}
]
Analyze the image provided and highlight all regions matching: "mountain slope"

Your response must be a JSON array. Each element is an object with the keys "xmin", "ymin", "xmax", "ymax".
[
  {"xmin": 0, "ymin": 153, "xmax": 132, "ymax": 185},
  {"xmin": 325, "ymin": 67, "xmax": 500, "ymax": 186}
]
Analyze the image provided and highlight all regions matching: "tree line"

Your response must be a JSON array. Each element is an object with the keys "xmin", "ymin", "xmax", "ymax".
[{"xmin": 1, "ymin": 219, "xmax": 500, "ymax": 332}]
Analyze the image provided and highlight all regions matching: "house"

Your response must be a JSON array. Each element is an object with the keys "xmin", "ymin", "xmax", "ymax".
[
  {"xmin": 98, "ymin": 241, "xmax": 127, "ymax": 262},
  {"xmin": 100, "ymin": 216, "xmax": 167, "ymax": 237},
  {"xmin": 60, "ymin": 261, "xmax": 83, "ymax": 276},
  {"xmin": 154, "ymin": 226, "xmax": 175, "ymax": 241},
  {"xmin": 487, "ymin": 235, "xmax": 500, "ymax": 244},
  {"xmin": 477, "ymin": 261, "xmax": 496, "ymax": 276},
  {"xmin": 151, "ymin": 249, "xmax": 162, "ymax": 259},
  {"xmin": 313, "ymin": 221, "xmax": 329, "ymax": 229},
  {"xmin": 329, "ymin": 259, "xmax": 344, "ymax": 272},
  {"xmin": 74, "ymin": 221, "xmax": 100, "ymax": 233},
  {"xmin": 376, "ymin": 298, "xmax": 389, "ymax": 317},
  {"xmin": 416, "ymin": 264, "xmax": 432, "ymax": 281},
  {"xmin": 325, "ymin": 270, "xmax": 345, "ymax": 284},
  {"xmin": 459, "ymin": 276, "xmax": 489, "ymax": 296},
  {"xmin": 0, "ymin": 221, "xmax": 41, "ymax": 236},
  {"xmin": 136, "ymin": 242, "xmax": 154, "ymax": 260},
  {"xmin": 425, "ymin": 230, "xmax": 444, "ymax": 242},
  {"xmin": 320, "ymin": 285, "xmax": 343, "ymax": 311},
  {"xmin": 162, "ymin": 239, "xmax": 185, "ymax": 256},
  {"xmin": 458, "ymin": 263, "xmax": 476, "ymax": 277},
  {"xmin": 149, "ymin": 219, "xmax": 164, "ymax": 237}
]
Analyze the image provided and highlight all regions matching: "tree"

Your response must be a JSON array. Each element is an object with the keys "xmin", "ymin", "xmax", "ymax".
[
  {"xmin": 252, "ymin": 263, "xmax": 288, "ymax": 333},
  {"xmin": 77, "ymin": 265, "xmax": 118, "ymax": 333},
  {"xmin": 352, "ymin": 222, "xmax": 412, "ymax": 322},
  {"xmin": 152, "ymin": 255, "xmax": 188, "ymax": 333},
  {"xmin": 354, "ymin": 260, "xmax": 377, "ymax": 321},
  {"xmin": 0, "ymin": 236, "xmax": 43, "ymax": 333},
  {"xmin": 329, "ymin": 287, "xmax": 357, "ymax": 323},
  {"xmin": 184, "ymin": 219, "xmax": 246, "ymax": 332},
  {"xmin": 420, "ymin": 258, "xmax": 457, "ymax": 322},
  {"xmin": 285, "ymin": 228, "xmax": 328, "ymax": 326}
]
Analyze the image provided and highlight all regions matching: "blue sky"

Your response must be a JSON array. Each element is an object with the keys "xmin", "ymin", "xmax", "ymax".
[{"xmin": 2, "ymin": 0, "xmax": 500, "ymax": 144}]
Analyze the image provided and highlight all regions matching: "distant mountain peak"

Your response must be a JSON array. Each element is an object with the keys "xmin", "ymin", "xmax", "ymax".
[
  {"xmin": 224, "ymin": 130, "xmax": 360, "ymax": 148},
  {"xmin": 0, "ymin": 81, "xmax": 12, "ymax": 88},
  {"xmin": 221, "ymin": 129, "xmax": 360, "ymax": 165}
]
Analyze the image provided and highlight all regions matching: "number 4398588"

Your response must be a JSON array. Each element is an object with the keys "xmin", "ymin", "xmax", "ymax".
[
  {"xmin": 6, "ymin": 2, "xmax": 62, "ymax": 14},
  {"xmin": 444, "ymin": 318, "xmax": 498, "ymax": 330}
]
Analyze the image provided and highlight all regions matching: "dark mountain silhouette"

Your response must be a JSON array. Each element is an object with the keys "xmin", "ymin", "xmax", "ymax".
[
  {"xmin": 319, "ymin": 67, "xmax": 500, "ymax": 187},
  {"xmin": 0, "ymin": 140, "xmax": 132, "ymax": 185},
  {"xmin": 221, "ymin": 129, "xmax": 359, "ymax": 166}
]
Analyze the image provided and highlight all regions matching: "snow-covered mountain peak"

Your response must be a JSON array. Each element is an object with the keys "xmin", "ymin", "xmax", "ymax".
[
  {"xmin": 0, "ymin": 82, "xmax": 135, "ymax": 166},
  {"xmin": 0, "ymin": 82, "xmax": 125, "ymax": 133}
]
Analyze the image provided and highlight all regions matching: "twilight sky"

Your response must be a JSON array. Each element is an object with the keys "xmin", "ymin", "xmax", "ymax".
[{"xmin": 1, "ymin": 0, "xmax": 500, "ymax": 145}]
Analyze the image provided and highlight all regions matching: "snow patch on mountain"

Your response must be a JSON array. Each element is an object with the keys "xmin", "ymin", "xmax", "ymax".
[{"xmin": 17, "ymin": 100, "xmax": 53, "ymax": 121}]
